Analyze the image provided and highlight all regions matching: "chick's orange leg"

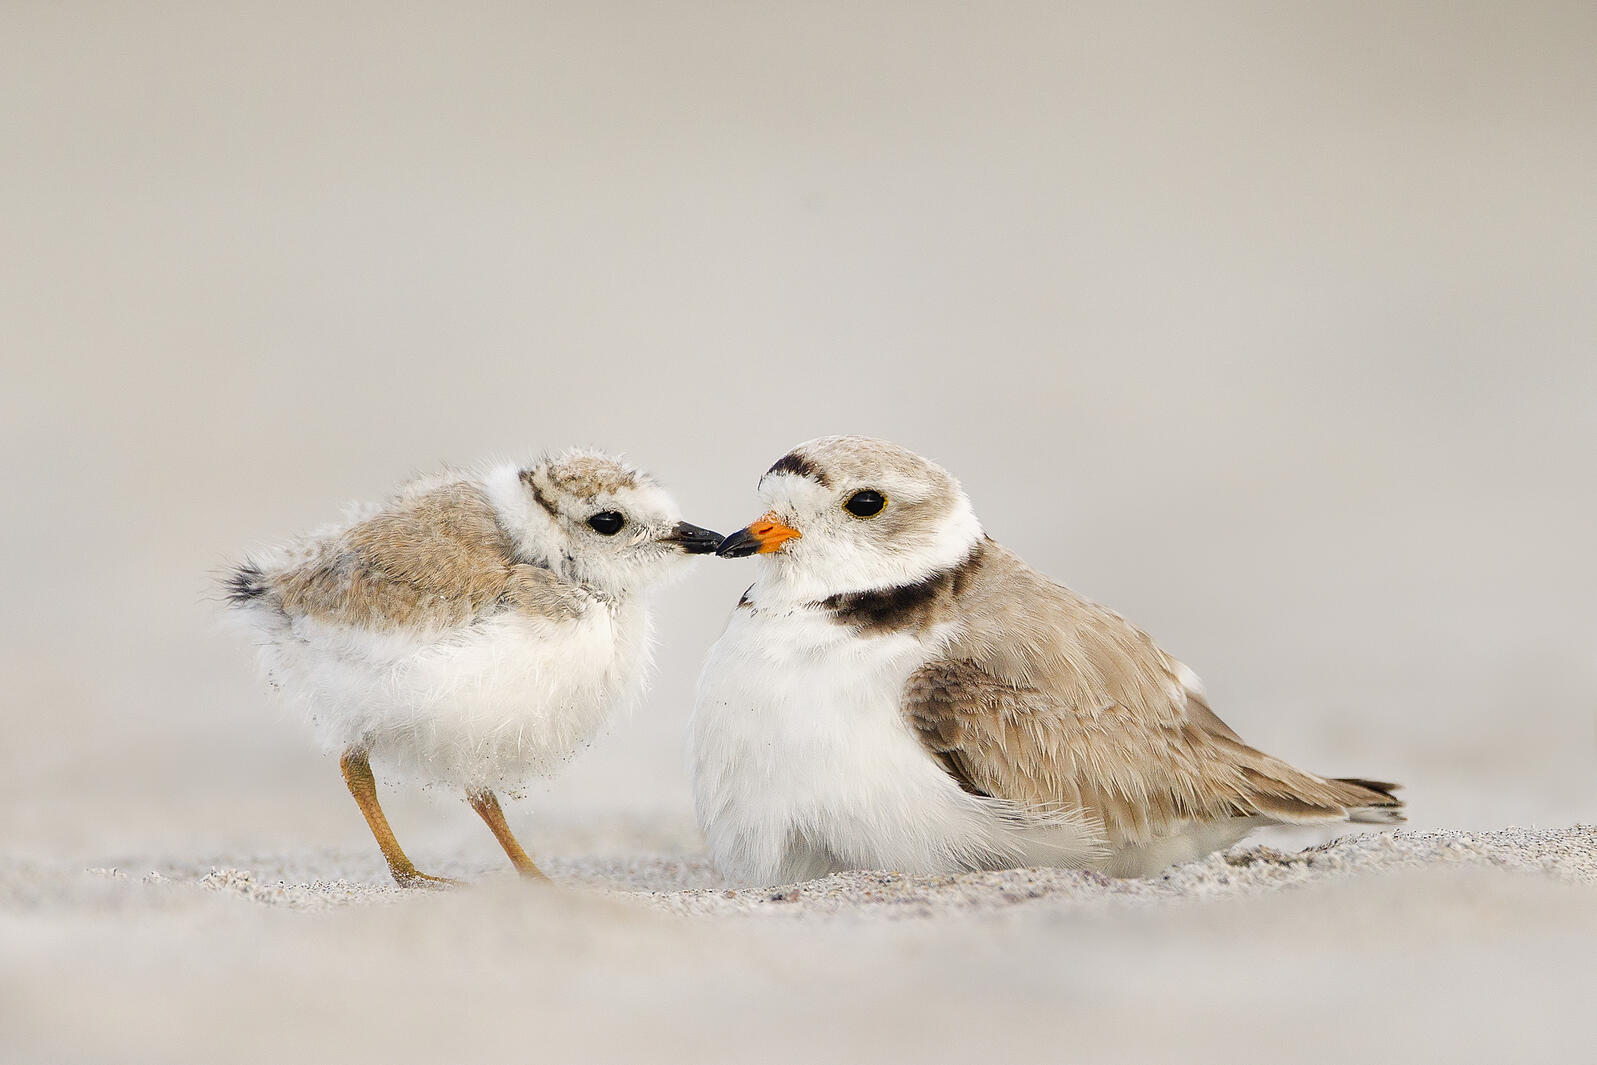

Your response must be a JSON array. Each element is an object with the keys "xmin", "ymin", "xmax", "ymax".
[
  {"xmin": 467, "ymin": 789, "xmax": 547, "ymax": 880},
  {"xmin": 339, "ymin": 749, "xmax": 456, "ymax": 888}
]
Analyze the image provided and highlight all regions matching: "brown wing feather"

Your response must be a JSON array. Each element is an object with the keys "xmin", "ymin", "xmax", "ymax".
[
  {"xmin": 270, "ymin": 480, "xmax": 582, "ymax": 631},
  {"xmin": 903, "ymin": 543, "xmax": 1403, "ymax": 844}
]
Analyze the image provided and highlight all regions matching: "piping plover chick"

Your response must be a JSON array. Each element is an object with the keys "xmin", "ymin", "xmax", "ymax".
[
  {"xmin": 223, "ymin": 451, "xmax": 720, "ymax": 887},
  {"xmin": 691, "ymin": 435, "xmax": 1402, "ymax": 885}
]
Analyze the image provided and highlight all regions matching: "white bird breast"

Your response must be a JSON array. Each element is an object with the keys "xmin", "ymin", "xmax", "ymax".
[{"xmin": 691, "ymin": 602, "xmax": 1043, "ymax": 885}]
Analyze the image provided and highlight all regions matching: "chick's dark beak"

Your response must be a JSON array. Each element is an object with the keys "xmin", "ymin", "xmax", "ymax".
[{"xmin": 664, "ymin": 521, "xmax": 724, "ymax": 555}]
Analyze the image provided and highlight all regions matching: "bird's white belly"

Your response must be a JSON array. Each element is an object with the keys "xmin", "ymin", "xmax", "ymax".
[
  {"xmin": 261, "ymin": 603, "xmax": 648, "ymax": 791},
  {"xmin": 691, "ymin": 605, "xmax": 1036, "ymax": 886}
]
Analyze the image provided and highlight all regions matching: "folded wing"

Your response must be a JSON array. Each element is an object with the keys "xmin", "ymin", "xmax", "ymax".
[
  {"xmin": 901, "ymin": 543, "xmax": 1402, "ymax": 845},
  {"xmin": 256, "ymin": 480, "xmax": 585, "ymax": 633}
]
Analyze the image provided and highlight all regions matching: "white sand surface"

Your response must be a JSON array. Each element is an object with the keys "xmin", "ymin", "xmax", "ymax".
[{"xmin": 5, "ymin": 826, "xmax": 1594, "ymax": 1065}]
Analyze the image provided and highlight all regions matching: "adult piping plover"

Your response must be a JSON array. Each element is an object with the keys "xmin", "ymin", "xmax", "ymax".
[
  {"xmin": 223, "ymin": 451, "xmax": 720, "ymax": 886},
  {"xmin": 691, "ymin": 435, "xmax": 1402, "ymax": 884}
]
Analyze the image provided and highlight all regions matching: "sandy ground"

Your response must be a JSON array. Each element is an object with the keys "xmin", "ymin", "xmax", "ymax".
[
  {"xmin": 5, "ymin": 4, "xmax": 1596, "ymax": 1064},
  {"xmin": 5, "ymin": 825, "xmax": 1595, "ymax": 1065}
]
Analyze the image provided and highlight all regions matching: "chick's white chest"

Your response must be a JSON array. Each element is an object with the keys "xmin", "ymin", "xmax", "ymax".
[
  {"xmin": 692, "ymin": 599, "xmax": 998, "ymax": 885},
  {"xmin": 269, "ymin": 596, "xmax": 651, "ymax": 791}
]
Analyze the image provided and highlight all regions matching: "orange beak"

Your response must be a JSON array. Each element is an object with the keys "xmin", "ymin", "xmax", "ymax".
[{"xmin": 715, "ymin": 513, "xmax": 802, "ymax": 557}]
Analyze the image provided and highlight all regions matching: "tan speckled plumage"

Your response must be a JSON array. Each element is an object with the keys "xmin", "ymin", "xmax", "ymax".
[{"xmin": 268, "ymin": 479, "xmax": 585, "ymax": 633}]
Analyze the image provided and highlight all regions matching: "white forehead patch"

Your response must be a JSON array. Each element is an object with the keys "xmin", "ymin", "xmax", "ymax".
[{"xmin": 759, "ymin": 472, "xmax": 834, "ymax": 514}]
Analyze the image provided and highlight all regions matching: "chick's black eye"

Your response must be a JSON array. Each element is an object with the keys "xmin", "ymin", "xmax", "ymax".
[
  {"xmin": 586, "ymin": 511, "xmax": 625, "ymax": 535},
  {"xmin": 844, "ymin": 490, "xmax": 886, "ymax": 518}
]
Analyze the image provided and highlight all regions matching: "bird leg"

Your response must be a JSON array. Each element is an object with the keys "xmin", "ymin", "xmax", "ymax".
[
  {"xmin": 466, "ymin": 789, "xmax": 547, "ymax": 880},
  {"xmin": 339, "ymin": 749, "xmax": 455, "ymax": 888}
]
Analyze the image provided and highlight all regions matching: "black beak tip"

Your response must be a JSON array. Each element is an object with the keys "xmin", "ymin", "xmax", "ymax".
[{"xmin": 670, "ymin": 522, "xmax": 724, "ymax": 555}]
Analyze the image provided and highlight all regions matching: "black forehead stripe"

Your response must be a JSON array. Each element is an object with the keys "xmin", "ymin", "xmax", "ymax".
[
  {"xmin": 814, "ymin": 540, "xmax": 987, "ymax": 636},
  {"xmin": 764, "ymin": 451, "xmax": 830, "ymax": 487}
]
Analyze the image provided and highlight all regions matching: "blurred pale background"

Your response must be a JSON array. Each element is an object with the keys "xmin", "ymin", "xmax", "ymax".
[{"xmin": 2, "ymin": 1, "xmax": 1593, "ymax": 870}]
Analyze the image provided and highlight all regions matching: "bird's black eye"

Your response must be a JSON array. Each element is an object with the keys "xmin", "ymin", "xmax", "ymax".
[
  {"xmin": 843, "ymin": 490, "xmax": 886, "ymax": 518},
  {"xmin": 587, "ymin": 511, "xmax": 625, "ymax": 536}
]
